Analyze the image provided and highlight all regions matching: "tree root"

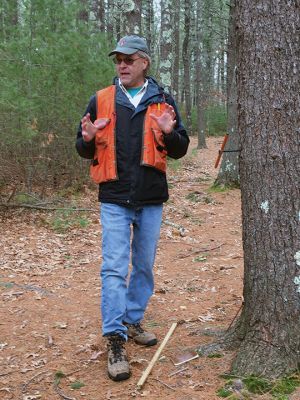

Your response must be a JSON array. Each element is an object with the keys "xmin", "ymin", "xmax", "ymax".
[{"xmin": 196, "ymin": 315, "xmax": 300, "ymax": 379}]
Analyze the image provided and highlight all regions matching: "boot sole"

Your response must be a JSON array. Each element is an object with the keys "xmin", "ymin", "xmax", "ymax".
[
  {"xmin": 108, "ymin": 371, "xmax": 131, "ymax": 382},
  {"xmin": 133, "ymin": 338, "xmax": 158, "ymax": 346}
]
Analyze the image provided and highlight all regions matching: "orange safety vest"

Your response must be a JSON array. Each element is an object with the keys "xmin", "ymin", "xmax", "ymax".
[{"xmin": 90, "ymin": 85, "xmax": 168, "ymax": 184}]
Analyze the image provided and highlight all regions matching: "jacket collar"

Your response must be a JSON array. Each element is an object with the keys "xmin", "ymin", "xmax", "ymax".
[{"xmin": 113, "ymin": 76, "xmax": 166, "ymax": 113}]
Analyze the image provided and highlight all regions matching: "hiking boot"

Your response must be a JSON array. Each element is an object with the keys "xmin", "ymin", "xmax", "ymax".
[
  {"xmin": 125, "ymin": 322, "xmax": 157, "ymax": 346},
  {"xmin": 107, "ymin": 334, "xmax": 130, "ymax": 381}
]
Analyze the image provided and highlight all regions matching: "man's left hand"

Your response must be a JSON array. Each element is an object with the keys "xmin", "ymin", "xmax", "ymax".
[{"xmin": 149, "ymin": 104, "xmax": 176, "ymax": 135}]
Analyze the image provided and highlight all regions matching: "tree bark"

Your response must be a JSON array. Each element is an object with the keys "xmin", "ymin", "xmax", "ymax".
[
  {"xmin": 182, "ymin": 0, "xmax": 192, "ymax": 133},
  {"xmin": 172, "ymin": 0, "xmax": 180, "ymax": 103},
  {"xmin": 92, "ymin": 0, "xmax": 105, "ymax": 32},
  {"xmin": 78, "ymin": 0, "xmax": 89, "ymax": 22},
  {"xmin": 123, "ymin": 0, "xmax": 141, "ymax": 35},
  {"xmin": 115, "ymin": 0, "xmax": 121, "ymax": 40},
  {"xmin": 106, "ymin": 0, "xmax": 114, "ymax": 39},
  {"xmin": 202, "ymin": 0, "xmax": 214, "ymax": 98},
  {"xmin": 219, "ymin": 0, "xmax": 227, "ymax": 99},
  {"xmin": 1, "ymin": 0, "xmax": 19, "ymax": 41},
  {"xmin": 220, "ymin": 43, "xmax": 226, "ymax": 98},
  {"xmin": 159, "ymin": 0, "xmax": 173, "ymax": 93},
  {"xmin": 231, "ymin": 0, "xmax": 300, "ymax": 378},
  {"xmin": 9, "ymin": 0, "xmax": 18, "ymax": 26},
  {"xmin": 195, "ymin": 0, "xmax": 207, "ymax": 148},
  {"xmin": 144, "ymin": 0, "xmax": 153, "ymax": 54}
]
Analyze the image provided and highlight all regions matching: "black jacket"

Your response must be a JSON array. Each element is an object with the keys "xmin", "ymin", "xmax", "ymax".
[{"xmin": 76, "ymin": 77, "xmax": 189, "ymax": 207}]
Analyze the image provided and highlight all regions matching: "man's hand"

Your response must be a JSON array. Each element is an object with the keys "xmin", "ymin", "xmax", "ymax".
[
  {"xmin": 81, "ymin": 113, "xmax": 110, "ymax": 142},
  {"xmin": 149, "ymin": 104, "xmax": 176, "ymax": 135}
]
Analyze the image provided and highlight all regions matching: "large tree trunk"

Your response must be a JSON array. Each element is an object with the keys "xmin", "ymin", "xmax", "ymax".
[
  {"xmin": 232, "ymin": 0, "xmax": 300, "ymax": 378},
  {"xmin": 215, "ymin": 0, "xmax": 239, "ymax": 186}
]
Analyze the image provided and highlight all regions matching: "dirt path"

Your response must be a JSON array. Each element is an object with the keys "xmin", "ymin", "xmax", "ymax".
[{"xmin": 0, "ymin": 137, "xmax": 283, "ymax": 400}]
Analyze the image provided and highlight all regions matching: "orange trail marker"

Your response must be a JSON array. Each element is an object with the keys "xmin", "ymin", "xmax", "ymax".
[{"xmin": 214, "ymin": 133, "xmax": 229, "ymax": 168}]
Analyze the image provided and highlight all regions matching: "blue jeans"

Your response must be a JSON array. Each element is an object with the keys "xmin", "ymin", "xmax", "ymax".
[{"xmin": 100, "ymin": 203, "xmax": 163, "ymax": 339}]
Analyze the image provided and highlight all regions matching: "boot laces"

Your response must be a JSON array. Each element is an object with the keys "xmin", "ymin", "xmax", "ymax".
[
  {"xmin": 108, "ymin": 336, "xmax": 125, "ymax": 362},
  {"xmin": 132, "ymin": 323, "xmax": 144, "ymax": 334}
]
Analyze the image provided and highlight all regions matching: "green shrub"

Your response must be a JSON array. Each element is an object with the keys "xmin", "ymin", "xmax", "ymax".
[
  {"xmin": 189, "ymin": 103, "xmax": 227, "ymax": 137},
  {"xmin": 205, "ymin": 104, "xmax": 227, "ymax": 136},
  {"xmin": 0, "ymin": 0, "xmax": 114, "ymax": 192},
  {"xmin": 48, "ymin": 210, "xmax": 90, "ymax": 232}
]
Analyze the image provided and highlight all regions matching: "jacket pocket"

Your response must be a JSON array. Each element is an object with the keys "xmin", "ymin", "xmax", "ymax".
[{"xmin": 151, "ymin": 129, "xmax": 167, "ymax": 173}]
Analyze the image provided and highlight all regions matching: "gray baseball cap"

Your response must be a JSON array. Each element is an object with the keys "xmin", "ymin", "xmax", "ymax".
[{"xmin": 108, "ymin": 35, "xmax": 149, "ymax": 56}]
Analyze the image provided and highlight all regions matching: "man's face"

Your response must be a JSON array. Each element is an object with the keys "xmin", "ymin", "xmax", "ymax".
[{"xmin": 114, "ymin": 52, "xmax": 148, "ymax": 88}]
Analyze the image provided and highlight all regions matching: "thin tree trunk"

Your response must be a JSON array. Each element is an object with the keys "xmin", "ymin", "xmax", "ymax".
[
  {"xmin": 215, "ymin": 0, "xmax": 239, "ymax": 186},
  {"xmin": 144, "ymin": 0, "xmax": 153, "ymax": 54},
  {"xmin": 182, "ymin": 0, "xmax": 192, "ymax": 133},
  {"xmin": 196, "ymin": 0, "xmax": 207, "ymax": 148},
  {"xmin": 172, "ymin": 0, "xmax": 180, "ymax": 103},
  {"xmin": 106, "ymin": 0, "xmax": 114, "ymax": 40},
  {"xmin": 114, "ymin": 0, "xmax": 121, "ymax": 40},
  {"xmin": 78, "ymin": 0, "xmax": 89, "ymax": 22},
  {"xmin": 124, "ymin": 0, "xmax": 141, "ymax": 35},
  {"xmin": 220, "ymin": 40, "xmax": 226, "ymax": 98},
  {"xmin": 219, "ymin": 0, "xmax": 227, "ymax": 100},
  {"xmin": 92, "ymin": 0, "xmax": 105, "ymax": 32},
  {"xmin": 216, "ymin": 54, "xmax": 221, "ymax": 95},
  {"xmin": 10, "ymin": 0, "xmax": 18, "ymax": 26},
  {"xmin": 1, "ymin": 0, "xmax": 19, "ymax": 40},
  {"xmin": 159, "ymin": 0, "xmax": 173, "ymax": 93}
]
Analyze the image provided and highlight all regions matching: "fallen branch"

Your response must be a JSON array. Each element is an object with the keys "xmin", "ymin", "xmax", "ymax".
[
  {"xmin": 53, "ymin": 384, "xmax": 76, "ymax": 400},
  {"xmin": 163, "ymin": 219, "xmax": 184, "ymax": 230},
  {"xmin": 177, "ymin": 243, "xmax": 224, "ymax": 259},
  {"xmin": 0, "ymin": 371, "xmax": 14, "ymax": 377},
  {"xmin": 0, "ymin": 203, "xmax": 98, "ymax": 212},
  {"xmin": 52, "ymin": 369, "xmax": 80, "ymax": 400},
  {"xmin": 0, "ymin": 387, "xmax": 12, "ymax": 398},
  {"xmin": 22, "ymin": 371, "xmax": 49, "ymax": 393},
  {"xmin": 6, "ymin": 186, "xmax": 18, "ymax": 204},
  {"xmin": 137, "ymin": 322, "xmax": 177, "ymax": 390},
  {"xmin": 168, "ymin": 367, "xmax": 189, "ymax": 377},
  {"xmin": 151, "ymin": 377, "xmax": 176, "ymax": 391},
  {"xmin": 163, "ymin": 220, "xmax": 185, "ymax": 236}
]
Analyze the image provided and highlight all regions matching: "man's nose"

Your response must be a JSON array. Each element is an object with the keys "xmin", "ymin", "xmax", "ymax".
[{"xmin": 119, "ymin": 60, "xmax": 127, "ymax": 67}]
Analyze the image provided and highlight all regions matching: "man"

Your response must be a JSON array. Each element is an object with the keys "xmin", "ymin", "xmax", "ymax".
[{"xmin": 76, "ymin": 35, "xmax": 189, "ymax": 381}]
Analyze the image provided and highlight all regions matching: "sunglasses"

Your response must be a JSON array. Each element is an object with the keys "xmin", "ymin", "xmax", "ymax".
[{"xmin": 112, "ymin": 57, "xmax": 143, "ymax": 65}]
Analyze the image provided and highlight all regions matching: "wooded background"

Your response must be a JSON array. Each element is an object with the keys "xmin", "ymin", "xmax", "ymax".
[
  {"xmin": 1, "ymin": 0, "xmax": 299, "ymax": 383},
  {"xmin": 0, "ymin": 0, "xmax": 230, "ymax": 194}
]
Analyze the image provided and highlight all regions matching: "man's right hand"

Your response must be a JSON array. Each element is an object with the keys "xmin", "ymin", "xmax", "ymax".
[{"xmin": 81, "ymin": 113, "xmax": 110, "ymax": 142}]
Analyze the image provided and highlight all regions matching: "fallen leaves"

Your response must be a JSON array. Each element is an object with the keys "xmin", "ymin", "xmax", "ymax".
[
  {"xmin": 90, "ymin": 350, "xmax": 104, "ymax": 360},
  {"xmin": 0, "ymin": 343, "xmax": 8, "ymax": 350},
  {"xmin": 0, "ymin": 137, "xmax": 245, "ymax": 399},
  {"xmin": 54, "ymin": 322, "xmax": 68, "ymax": 329}
]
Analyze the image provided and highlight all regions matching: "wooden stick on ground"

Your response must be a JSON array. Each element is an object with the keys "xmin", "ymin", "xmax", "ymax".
[{"xmin": 137, "ymin": 322, "xmax": 177, "ymax": 390}]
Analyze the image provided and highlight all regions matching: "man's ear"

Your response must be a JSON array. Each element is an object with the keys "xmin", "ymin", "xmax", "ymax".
[{"xmin": 143, "ymin": 59, "xmax": 148, "ymax": 71}]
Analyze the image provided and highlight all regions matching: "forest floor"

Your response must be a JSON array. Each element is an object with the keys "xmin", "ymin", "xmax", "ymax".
[{"xmin": 1, "ymin": 137, "xmax": 299, "ymax": 400}]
